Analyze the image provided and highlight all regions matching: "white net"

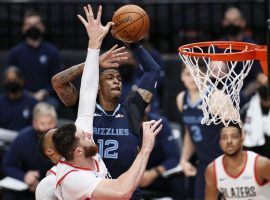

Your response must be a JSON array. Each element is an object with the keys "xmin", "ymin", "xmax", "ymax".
[{"xmin": 179, "ymin": 44, "xmax": 254, "ymax": 126}]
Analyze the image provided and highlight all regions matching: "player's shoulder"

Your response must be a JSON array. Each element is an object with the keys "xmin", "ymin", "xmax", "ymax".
[
  {"xmin": 176, "ymin": 91, "xmax": 186, "ymax": 112},
  {"xmin": 36, "ymin": 175, "xmax": 57, "ymax": 200},
  {"xmin": 206, "ymin": 161, "xmax": 215, "ymax": 174},
  {"xmin": 255, "ymin": 154, "xmax": 270, "ymax": 169}
]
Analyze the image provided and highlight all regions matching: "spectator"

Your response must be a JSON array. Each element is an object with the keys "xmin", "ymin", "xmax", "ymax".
[
  {"xmin": 176, "ymin": 64, "xmax": 222, "ymax": 199},
  {"xmin": 2, "ymin": 102, "xmax": 56, "ymax": 200},
  {"xmin": 139, "ymin": 107, "xmax": 184, "ymax": 200},
  {"xmin": 6, "ymin": 9, "xmax": 63, "ymax": 107},
  {"xmin": 242, "ymin": 75, "xmax": 270, "ymax": 158},
  {"xmin": 0, "ymin": 66, "xmax": 37, "ymax": 131},
  {"xmin": 221, "ymin": 7, "xmax": 264, "ymax": 104}
]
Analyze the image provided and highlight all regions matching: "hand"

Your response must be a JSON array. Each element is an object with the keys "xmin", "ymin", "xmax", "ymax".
[
  {"xmin": 99, "ymin": 45, "xmax": 128, "ymax": 68},
  {"xmin": 24, "ymin": 170, "xmax": 40, "ymax": 188},
  {"xmin": 33, "ymin": 89, "xmax": 48, "ymax": 101},
  {"xmin": 141, "ymin": 119, "xmax": 163, "ymax": 153},
  {"xmin": 181, "ymin": 161, "xmax": 197, "ymax": 177},
  {"xmin": 77, "ymin": 5, "xmax": 114, "ymax": 49}
]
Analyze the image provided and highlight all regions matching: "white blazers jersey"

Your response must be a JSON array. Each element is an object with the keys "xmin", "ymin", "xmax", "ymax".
[
  {"xmin": 35, "ymin": 166, "xmax": 57, "ymax": 200},
  {"xmin": 214, "ymin": 151, "xmax": 270, "ymax": 200},
  {"xmin": 55, "ymin": 154, "xmax": 109, "ymax": 200}
]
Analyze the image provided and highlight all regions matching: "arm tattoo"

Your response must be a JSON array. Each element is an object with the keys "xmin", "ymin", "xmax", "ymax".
[
  {"xmin": 137, "ymin": 88, "xmax": 153, "ymax": 103},
  {"xmin": 52, "ymin": 63, "xmax": 84, "ymax": 106}
]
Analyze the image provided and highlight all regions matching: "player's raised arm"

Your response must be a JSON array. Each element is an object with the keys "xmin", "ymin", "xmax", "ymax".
[
  {"xmin": 51, "ymin": 45, "xmax": 128, "ymax": 107},
  {"xmin": 205, "ymin": 162, "xmax": 219, "ymax": 200},
  {"xmin": 130, "ymin": 43, "xmax": 161, "ymax": 103},
  {"xmin": 74, "ymin": 4, "xmax": 113, "ymax": 132}
]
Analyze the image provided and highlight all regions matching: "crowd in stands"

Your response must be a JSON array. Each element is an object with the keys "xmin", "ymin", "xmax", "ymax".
[{"xmin": 0, "ymin": 6, "xmax": 268, "ymax": 200}]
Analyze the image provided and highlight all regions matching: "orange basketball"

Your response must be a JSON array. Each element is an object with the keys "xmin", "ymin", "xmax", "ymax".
[{"xmin": 111, "ymin": 5, "xmax": 150, "ymax": 43}]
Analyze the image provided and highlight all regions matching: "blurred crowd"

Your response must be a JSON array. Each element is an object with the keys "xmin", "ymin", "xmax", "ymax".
[{"xmin": 0, "ymin": 6, "xmax": 269, "ymax": 200}]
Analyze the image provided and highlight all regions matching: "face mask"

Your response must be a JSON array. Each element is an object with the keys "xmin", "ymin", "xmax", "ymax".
[
  {"xmin": 25, "ymin": 27, "xmax": 42, "ymax": 40},
  {"xmin": 4, "ymin": 81, "xmax": 23, "ymax": 93},
  {"xmin": 224, "ymin": 24, "xmax": 242, "ymax": 37}
]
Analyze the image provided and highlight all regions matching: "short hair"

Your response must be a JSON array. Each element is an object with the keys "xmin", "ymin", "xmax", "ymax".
[
  {"xmin": 3, "ymin": 66, "xmax": 24, "ymax": 80},
  {"xmin": 221, "ymin": 121, "xmax": 242, "ymax": 134},
  {"xmin": 52, "ymin": 123, "xmax": 78, "ymax": 161},
  {"xmin": 99, "ymin": 67, "xmax": 120, "ymax": 76},
  {"xmin": 33, "ymin": 102, "xmax": 57, "ymax": 119},
  {"xmin": 39, "ymin": 132, "xmax": 49, "ymax": 160}
]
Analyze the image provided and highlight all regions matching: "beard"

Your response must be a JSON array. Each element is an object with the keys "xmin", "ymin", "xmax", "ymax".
[{"xmin": 84, "ymin": 144, "xmax": 98, "ymax": 158}]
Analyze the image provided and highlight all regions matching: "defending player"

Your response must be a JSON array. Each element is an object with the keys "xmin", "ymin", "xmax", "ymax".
[
  {"xmin": 205, "ymin": 123, "xmax": 270, "ymax": 199},
  {"xmin": 51, "ymin": 8, "xmax": 161, "ymax": 200},
  {"xmin": 35, "ymin": 16, "xmax": 129, "ymax": 200}
]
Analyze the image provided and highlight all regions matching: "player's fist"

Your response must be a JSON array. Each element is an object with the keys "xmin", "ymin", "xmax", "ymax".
[{"xmin": 181, "ymin": 161, "xmax": 197, "ymax": 177}]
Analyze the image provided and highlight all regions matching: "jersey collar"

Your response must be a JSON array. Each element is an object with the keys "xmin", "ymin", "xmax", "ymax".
[{"xmin": 96, "ymin": 103, "xmax": 121, "ymax": 116}]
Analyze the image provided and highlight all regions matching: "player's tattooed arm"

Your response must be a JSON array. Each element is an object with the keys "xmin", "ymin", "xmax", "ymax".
[
  {"xmin": 205, "ymin": 163, "xmax": 219, "ymax": 200},
  {"xmin": 137, "ymin": 88, "xmax": 153, "ymax": 103},
  {"xmin": 51, "ymin": 63, "xmax": 83, "ymax": 107},
  {"xmin": 51, "ymin": 45, "xmax": 128, "ymax": 107}
]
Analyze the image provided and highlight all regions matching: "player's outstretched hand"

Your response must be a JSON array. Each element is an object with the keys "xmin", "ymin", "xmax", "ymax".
[
  {"xmin": 100, "ymin": 44, "xmax": 128, "ymax": 68},
  {"xmin": 77, "ymin": 4, "xmax": 114, "ymax": 49},
  {"xmin": 141, "ymin": 119, "xmax": 163, "ymax": 153}
]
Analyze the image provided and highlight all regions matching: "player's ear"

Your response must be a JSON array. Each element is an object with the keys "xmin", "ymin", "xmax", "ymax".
[
  {"xmin": 74, "ymin": 146, "xmax": 83, "ymax": 156},
  {"xmin": 46, "ymin": 149, "xmax": 54, "ymax": 157}
]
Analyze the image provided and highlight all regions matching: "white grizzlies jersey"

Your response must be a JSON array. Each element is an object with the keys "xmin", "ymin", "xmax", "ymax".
[
  {"xmin": 214, "ymin": 151, "xmax": 270, "ymax": 200},
  {"xmin": 35, "ymin": 166, "xmax": 57, "ymax": 200},
  {"xmin": 55, "ymin": 154, "xmax": 110, "ymax": 200}
]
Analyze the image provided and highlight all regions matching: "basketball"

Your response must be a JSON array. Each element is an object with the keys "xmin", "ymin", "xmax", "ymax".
[{"xmin": 111, "ymin": 5, "xmax": 150, "ymax": 43}]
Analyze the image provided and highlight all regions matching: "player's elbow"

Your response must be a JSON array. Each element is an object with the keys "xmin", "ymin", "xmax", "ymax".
[
  {"xmin": 114, "ymin": 187, "xmax": 133, "ymax": 200},
  {"xmin": 119, "ymin": 191, "xmax": 133, "ymax": 200},
  {"xmin": 51, "ymin": 74, "xmax": 62, "ymax": 89}
]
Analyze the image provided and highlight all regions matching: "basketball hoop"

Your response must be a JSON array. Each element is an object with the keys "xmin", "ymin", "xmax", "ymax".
[{"xmin": 178, "ymin": 41, "xmax": 267, "ymax": 126}]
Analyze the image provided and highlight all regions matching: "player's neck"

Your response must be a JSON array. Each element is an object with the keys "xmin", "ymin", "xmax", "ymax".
[
  {"xmin": 99, "ymin": 97, "xmax": 118, "ymax": 112},
  {"xmin": 224, "ymin": 150, "xmax": 246, "ymax": 173},
  {"xmin": 70, "ymin": 157, "xmax": 96, "ymax": 170},
  {"xmin": 188, "ymin": 90, "xmax": 200, "ymax": 103}
]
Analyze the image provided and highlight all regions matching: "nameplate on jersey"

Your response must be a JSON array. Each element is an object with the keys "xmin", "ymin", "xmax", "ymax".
[
  {"xmin": 220, "ymin": 186, "xmax": 256, "ymax": 199},
  {"xmin": 93, "ymin": 127, "xmax": 129, "ymax": 136}
]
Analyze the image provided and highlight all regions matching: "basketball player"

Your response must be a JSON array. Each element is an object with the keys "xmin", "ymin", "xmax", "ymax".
[
  {"xmin": 205, "ymin": 123, "xmax": 270, "ymax": 199},
  {"xmin": 52, "ymin": 9, "xmax": 161, "ymax": 200},
  {"xmin": 38, "ymin": 4, "xmax": 162, "ymax": 200},
  {"xmin": 176, "ymin": 63, "xmax": 223, "ymax": 199}
]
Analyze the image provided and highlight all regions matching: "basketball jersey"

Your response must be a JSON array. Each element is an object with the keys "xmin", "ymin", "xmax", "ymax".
[
  {"xmin": 215, "ymin": 151, "xmax": 270, "ymax": 200},
  {"xmin": 35, "ymin": 166, "xmax": 57, "ymax": 200},
  {"xmin": 55, "ymin": 154, "xmax": 110, "ymax": 200},
  {"xmin": 93, "ymin": 103, "xmax": 139, "ymax": 178},
  {"xmin": 182, "ymin": 91, "xmax": 222, "ymax": 164}
]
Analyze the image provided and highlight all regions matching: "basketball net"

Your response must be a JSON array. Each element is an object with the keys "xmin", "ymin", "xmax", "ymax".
[{"xmin": 179, "ymin": 44, "xmax": 254, "ymax": 126}]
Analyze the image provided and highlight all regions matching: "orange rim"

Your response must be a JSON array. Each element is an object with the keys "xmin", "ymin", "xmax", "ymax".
[{"xmin": 178, "ymin": 41, "xmax": 268, "ymax": 76}]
